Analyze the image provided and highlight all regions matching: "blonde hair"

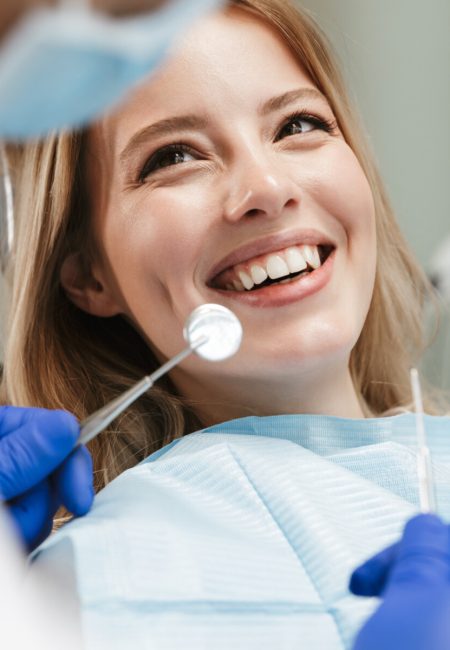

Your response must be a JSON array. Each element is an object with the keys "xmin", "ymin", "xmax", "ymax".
[{"xmin": 0, "ymin": 0, "xmax": 437, "ymax": 491}]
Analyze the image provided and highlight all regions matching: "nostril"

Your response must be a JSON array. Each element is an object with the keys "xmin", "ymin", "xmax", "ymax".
[{"xmin": 245, "ymin": 208, "xmax": 261, "ymax": 218}]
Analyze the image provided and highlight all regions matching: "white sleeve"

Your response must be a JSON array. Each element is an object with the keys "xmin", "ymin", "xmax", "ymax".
[{"xmin": 0, "ymin": 506, "xmax": 81, "ymax": 650}]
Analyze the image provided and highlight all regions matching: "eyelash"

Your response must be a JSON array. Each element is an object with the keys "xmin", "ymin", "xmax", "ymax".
[
  {"xmin": 137, "ymin": 111, "xmax": 337, "ymax": 183},
  {"xmin": 138, "ymin": 143, "xmax": 194, "ymax": 183},
  {"xmin": 274, "ymin": 110, "xmax": 336, "ymax": 141}
]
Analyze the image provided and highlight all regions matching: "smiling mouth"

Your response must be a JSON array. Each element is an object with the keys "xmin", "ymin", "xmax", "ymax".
[{"xmin": 209, "ymin": 243, "xmax": 335, "ymax": 292}]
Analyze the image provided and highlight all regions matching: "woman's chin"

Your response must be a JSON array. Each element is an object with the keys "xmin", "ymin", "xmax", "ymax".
[{"xmin": 235, "ymin": 328, "xmax": 357, "ymax": 373}]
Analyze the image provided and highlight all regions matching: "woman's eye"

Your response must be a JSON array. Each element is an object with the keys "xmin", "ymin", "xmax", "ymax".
[
  {"xmin": 275, "ymin": 113, "xmax": 334, "ymax": 142},
  {"xmin": 139, "ymin": 145, "xmax": 196, "ymax": 182}
]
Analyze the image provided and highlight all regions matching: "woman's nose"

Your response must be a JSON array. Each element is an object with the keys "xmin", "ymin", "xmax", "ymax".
[{"xmin": 222, "ymin": 153, "xmax": 300, "ymax": 223}]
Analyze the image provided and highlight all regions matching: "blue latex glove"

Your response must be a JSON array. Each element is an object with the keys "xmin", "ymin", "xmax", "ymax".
[
  {"xmin": 350, "ymin": 514, "xmax": 450, "ymax": 650},
  {"xmin": 0, "ymin": 406, "xmax": 94, "ymax": 551}
]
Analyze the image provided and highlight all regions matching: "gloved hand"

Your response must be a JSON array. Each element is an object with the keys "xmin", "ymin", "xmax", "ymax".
[
  {"xmin": 0, "ymin": 406, "xmax": 94, "ymax": 551},
  {"xmin": 350, "ymin": 514, "xmax": 450, "ymax": 650}
]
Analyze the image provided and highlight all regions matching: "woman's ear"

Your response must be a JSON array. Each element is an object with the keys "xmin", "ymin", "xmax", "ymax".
[{"xmin": 60, "ymin": 252, "xmax": 122, "ymax": 317}]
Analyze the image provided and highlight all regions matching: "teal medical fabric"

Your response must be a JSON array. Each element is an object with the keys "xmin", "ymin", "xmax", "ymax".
[{"xmin": 33, "ymin": 413, "xmax": 450, "ymax": 649}]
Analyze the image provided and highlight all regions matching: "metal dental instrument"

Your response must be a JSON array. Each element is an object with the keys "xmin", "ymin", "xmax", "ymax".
[
  {"xmin": 79, "ymin": 304, "xmax": 243, "ymax": 446},
  {"xmin": 410, "ymin": 367, "xmax": 436, "ymax": 513},
  {"xmin": 0, "ymin": 145, "xmax": 14, "ymax": 272}
]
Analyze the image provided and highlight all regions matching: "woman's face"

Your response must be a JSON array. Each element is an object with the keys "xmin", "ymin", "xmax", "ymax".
[{"xmin": 77, "ymin": 8, "xmax": 376, "ymax": 416}]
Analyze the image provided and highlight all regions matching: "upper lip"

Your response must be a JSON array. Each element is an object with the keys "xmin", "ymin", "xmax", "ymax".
[{"xmin": 207, "ymin": 228, "xmax": 336, "ymax": 284}]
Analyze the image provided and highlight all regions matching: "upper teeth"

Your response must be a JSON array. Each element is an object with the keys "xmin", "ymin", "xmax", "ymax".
[{"xmin": 226, "ymin": 244, "xmax": 322, "ymax": 292}]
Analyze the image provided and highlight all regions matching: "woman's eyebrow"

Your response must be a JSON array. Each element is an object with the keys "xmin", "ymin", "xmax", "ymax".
[
  {"xmin": 119, "ymin": 88, "xmax": 328, "ymax": 168},
  {"xmin": 119, "ymin": 114, "xmax": 209, "ymax": 168},
  {"xmin": 259, "ymin": 87, "xmax": 328, "ymax": 115}
]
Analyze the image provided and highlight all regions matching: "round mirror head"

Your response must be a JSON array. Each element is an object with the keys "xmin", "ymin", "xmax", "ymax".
[{"xmin": 183, "ymin": 303, "xmax": 243, "ymax": 362}]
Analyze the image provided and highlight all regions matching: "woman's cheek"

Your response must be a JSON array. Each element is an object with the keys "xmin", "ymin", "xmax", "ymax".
[
  {"xmin": 122, "ymin": 201, "xmax": 204, "ymax": 278},
  {"xmin": 308, "ymin": 145, "xmax": 375, "ymax": 234}
]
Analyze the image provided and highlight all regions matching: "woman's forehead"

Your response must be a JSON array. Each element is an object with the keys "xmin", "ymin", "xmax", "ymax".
[{"xmin": 102, "ymin": 7, "xmax": 318, "ymax": 146}]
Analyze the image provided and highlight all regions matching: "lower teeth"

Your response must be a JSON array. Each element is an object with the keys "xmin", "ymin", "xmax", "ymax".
[
  {"xmin": 275, "ymin": 270, "xmax": 310, "ymax": 286},
  {"xmin": 240, "ymin": 269, "xmax": 310, "ymax": 291},
  {"xmin": 225, "ymin": 269, "xmax": 311, "ymax": 292}
]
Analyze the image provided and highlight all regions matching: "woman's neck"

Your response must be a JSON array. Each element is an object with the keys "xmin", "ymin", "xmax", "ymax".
[{"xmin": 173, "ymin": 362, "xmax": 367, "ymax": 428}]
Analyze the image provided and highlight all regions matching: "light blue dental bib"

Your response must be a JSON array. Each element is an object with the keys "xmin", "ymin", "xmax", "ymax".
[{"xmin": 33, "ymin": 413, "xmax": 450, "ymax": 649}]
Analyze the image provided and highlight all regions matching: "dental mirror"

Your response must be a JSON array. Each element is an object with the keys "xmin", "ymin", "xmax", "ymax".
[
  {"xmin": 79, "ymin": 303, "xmax": 242, "ymax": 446},
  {"xmin": 184, "ymin": 303, "xmax": 243, "ymax": 361}
]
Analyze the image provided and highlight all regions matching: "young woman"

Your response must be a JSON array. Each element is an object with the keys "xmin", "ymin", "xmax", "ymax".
[{"xmin": 2, "ymin": 0, "xmax": 449, "ymax": 648}]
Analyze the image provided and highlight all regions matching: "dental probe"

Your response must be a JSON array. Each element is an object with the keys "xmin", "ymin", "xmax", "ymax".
[
  {"xmin": 410, "ymin": 367, "xmax": 436, "ymax": 513},
  {"xmin": 0, "ymin": 145, "xmax": 14, "ymax": 272},
  {"xmin": 79, "ymin": 304, "xmax": 243, "ymax": 447}
]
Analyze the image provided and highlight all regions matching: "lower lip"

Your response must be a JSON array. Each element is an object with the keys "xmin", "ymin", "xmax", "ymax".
[{"xmin": 211, "ymin": 250, "xmax": 335, "ymax": 308}]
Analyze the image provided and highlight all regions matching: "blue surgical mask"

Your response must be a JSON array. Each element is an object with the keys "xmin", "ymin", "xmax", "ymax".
[{"xmin": 0, "ymin": 0, "xmax": 223, "ymax": 139}]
